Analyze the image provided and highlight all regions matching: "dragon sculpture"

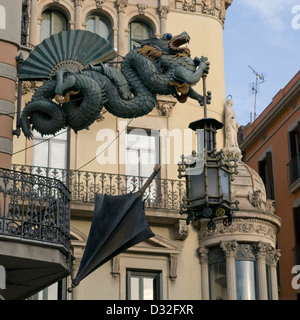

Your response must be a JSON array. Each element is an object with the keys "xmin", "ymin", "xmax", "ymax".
[{"xmin": 20, "ymin": 31, "xmax": 211, "ymax": 139}]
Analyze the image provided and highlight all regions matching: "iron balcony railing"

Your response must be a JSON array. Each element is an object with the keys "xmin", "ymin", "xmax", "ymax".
[
  {"xmin": 287, "ymin": 153, "xmax": 300, "ymax": 186},
  {"xmin": 12, "ymin": 164, "xmax": 185, "ymax": 211},
  {"xmin": 0, "ymin": 167, "xmax": 70, "ymax": 249}
]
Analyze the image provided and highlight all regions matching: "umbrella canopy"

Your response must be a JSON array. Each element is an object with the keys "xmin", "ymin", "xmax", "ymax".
[{"xmin": 72, "ymin": 191, "xmax": 154, "ymax": 287}]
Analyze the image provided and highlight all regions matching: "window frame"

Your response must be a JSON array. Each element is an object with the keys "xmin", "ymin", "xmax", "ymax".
[
  {"xmin": 128, "ymin": 20, "xmax": 152, "ymax": 50},
  {"xmin": 126, "ymin": 269, "xmax": 162, "ymax": 300},
  {"xmin": 40, "ymin": 9, "xmax": 68, "ymax": 42},
  {"xmin": 85, "ymin": 13, "xmax": 113, "ymax": 44}
]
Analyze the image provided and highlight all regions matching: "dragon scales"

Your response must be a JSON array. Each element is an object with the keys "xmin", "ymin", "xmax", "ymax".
[{"xmin": 20, "ymin": 32, "xmax": 211, "ymax": 139}]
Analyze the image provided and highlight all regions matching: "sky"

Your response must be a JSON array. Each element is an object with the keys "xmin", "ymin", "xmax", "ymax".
[{"xmin": 223, "ymin": 0, "xmax": 300, "ymax": 126}]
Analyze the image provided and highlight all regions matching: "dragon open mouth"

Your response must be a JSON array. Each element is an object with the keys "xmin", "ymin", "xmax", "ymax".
[{"xmin": 169, "ymin": 33, "xmax": 190, "ymax": 52}]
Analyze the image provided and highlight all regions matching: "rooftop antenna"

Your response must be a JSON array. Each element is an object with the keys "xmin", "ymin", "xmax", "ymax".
[{"xmin": 248, "ymin": 65, "xmax": 266, "ymax": 121}]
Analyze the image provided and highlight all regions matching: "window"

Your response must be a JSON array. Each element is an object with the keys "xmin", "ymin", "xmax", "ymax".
[
  {"xmin": 288, "ymin": 125, "xmax": 300, "ymax": 185},
  {"xmin": 29, "ymin": 279, "xmax": 67, "ymax": 300},
  {"xmin": 129, "ymin": 21, "xmax": 151, "ymax": 50},
  {"xmin": 236, "ymin": 261, "xmax": 256, "ymax": 300},
  {"xmin": 33, "ymin": 129, "xmax": 68, "ymax": 180},
  {"xmin": 258, "ymin": 151, "xmax": 275, "ymax": 200},
  {"xmin": 126, "ymin": 270, "xmax": 162, "ymax": 300},
  {"xmin": 86, "ymin": 14, "xmax": 112, "ymax": 44},
  {"xmin": 125, "ymin": 128, "xmax": 159, "ymax": 179},
  {"xmin": 209, "ymin": 246, "xmax": 228, "ymax": 300},
  {"xmin": 40, "ymin": 9, "xmax": 68, "ymax": 42}
]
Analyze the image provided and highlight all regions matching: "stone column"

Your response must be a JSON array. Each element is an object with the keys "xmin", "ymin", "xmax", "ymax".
[
  {"xmin": 220, "ymin": 240, "xmax": 237, "ymax": 300},
  {"xmin": 158, "ymin": 6, "xmax": 169, "ymax": 35},
  {"xmin": 269, "ymin": 249, "xmax": 281, "ymax": 300},
  {"xmin": 198, "ymin": 247, "xmax": 209, "ymax": 300},
  {"xmin": 74, "ymin": 0, "xmax": 83, "ymax": 30},
  {"xmin": 255, "ymin": 242, "xmax": 269, "ymax": 300},
  {"xmin": 116, "ymin": 0, "xmax": 128, "ymax": 57}
]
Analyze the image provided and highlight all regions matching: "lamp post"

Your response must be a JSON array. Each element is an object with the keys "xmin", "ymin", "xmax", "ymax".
[{"xmin": 178, "ymin": 77, "xmax": 239, "ymax": 230}]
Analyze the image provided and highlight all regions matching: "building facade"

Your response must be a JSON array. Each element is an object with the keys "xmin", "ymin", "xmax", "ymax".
[
  {"xmin": 0, "ymin": 0, "xmax": 284, "ymax": 300},
  {"xmin": 240, "ymin": 71, "xmax": 300, "ymax": 300}
]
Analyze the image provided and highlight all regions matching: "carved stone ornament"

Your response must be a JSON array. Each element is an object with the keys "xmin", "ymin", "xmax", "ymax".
[
  {"xmin": 248, "ymin": 190, "xmax": 275, "ymax": 214},
  {"xmin": 158, "ymin": 6, "xmax": 170, "ymax": 19},
  {"xmin": 156, "ymin": 100, "xmax": 176, "ymax": 117},
  {"xmin": 198, "ymin": 246, "xmax": 209, "ymax": 263},
  {"xmin": 268, "ymin": 249, "xmax": 281, "ymax": 266},
  {"xmin": 182, "ymin": 0, "xmax": 196, "ymax": 12},
  {"xmin": 116, "ymin": 0, "xmax": 128, "ymax": 13},
  {"xmin": 169, "ymin": 254, "xmax": 178, "ymax": 282},
  {"xmin": 111, "ymin": 255, "xmax": 120, "ymax": 278},
  {"xmin": 220, "ymin": 240, "xmax": 237, "ymax": 257},
  {"xmin": 174, "ymin": 220, "xmax": 189, "ymax": 240},
  {"xmin": 137, "ymin": 4, "xmax": 147, "ymax": 15},
  {"xmin": 96, "ymin": 0, "xmax": 105, "ymax": 8},
  {"xmin": 255, "ymin": 241, "xmax": 271, "ymax": 258},
  {"xmin": 199, "ymin": 219, "xmax": 277, "ymax": 242},
  {"xmin": 175, "ymin": 0, "xmax": 232, "ymax": 23},
  {"xmin": 74, "ymin": 0, "xmax": 83, "ymax": 6}
]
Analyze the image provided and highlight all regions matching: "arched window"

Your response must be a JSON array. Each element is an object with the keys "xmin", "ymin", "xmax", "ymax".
[
  {"xmin": 40, "ymin": 9, "xmax": 68, "ymax": 42},
  {"xmin": 86, "ymin": 14, "xmax": 112, "ymax": 44},
  {"xmin": 129, "ymin": 21, "xmax": 151, "ymax": 50}
]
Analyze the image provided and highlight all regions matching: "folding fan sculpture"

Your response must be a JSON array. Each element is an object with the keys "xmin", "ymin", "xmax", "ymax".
[{"xmin": 19, "ymin": 30, "xmax": 211, "ymax": 138}]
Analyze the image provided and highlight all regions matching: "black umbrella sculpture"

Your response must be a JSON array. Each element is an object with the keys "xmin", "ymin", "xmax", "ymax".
[{"xmin": 69, "ymin": 165, "xmax": 161, "ymax": 290}]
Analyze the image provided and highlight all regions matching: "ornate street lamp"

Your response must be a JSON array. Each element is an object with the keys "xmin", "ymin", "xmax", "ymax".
[{"xmin": 178, "ymin": 77, "xmax": 239, "ymax": 230}]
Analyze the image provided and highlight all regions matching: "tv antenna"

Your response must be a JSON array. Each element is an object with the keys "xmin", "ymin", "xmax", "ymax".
[{"xmin": 248, "ymin": 65, "xmax": 266, "ymax": 121}]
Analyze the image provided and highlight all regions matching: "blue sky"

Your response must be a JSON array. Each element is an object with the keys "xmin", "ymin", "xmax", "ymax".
[{"xmin": 223, "ymin": 0, "xmax": 300, "ymax": 126}]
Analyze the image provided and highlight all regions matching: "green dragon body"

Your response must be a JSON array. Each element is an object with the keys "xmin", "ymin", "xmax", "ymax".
[{"xmin": 21, "ymin": 32, "xmax": 211, "ymax": 138}]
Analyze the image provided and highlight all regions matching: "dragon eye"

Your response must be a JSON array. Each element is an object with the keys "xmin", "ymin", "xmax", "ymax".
[{"xmin": 166, "ymin": 33, "xmax": 172, "ymax": 40}]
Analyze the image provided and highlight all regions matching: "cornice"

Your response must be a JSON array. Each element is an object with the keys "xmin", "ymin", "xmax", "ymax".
[{"xmin": 240, "ymin": 77, "xmax": 300, "ymax": 152}]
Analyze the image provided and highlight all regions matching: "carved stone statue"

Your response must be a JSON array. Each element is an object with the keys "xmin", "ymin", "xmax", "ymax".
[{"xmin": 222, "ymin": 99, "xmax": 242, "ymax": 162}]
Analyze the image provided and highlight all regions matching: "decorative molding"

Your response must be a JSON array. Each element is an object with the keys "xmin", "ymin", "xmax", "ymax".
[
  {"xmin": 248, "ymin": 190, "xmax": 276, "ymax": 214},
  {"xmin": 116, "ymin": 0, "xmax": 128, "ymax": 13},
  {"xmin": 111, "ymin": 255, "xmax": 120, "ymax": 278},
  {"xmin": 199, "ymin": 219, "xmax": 277, "ymax": 242},
  {"xmin": 174, "ymin": 220, "xmax": 189, "ymax": 240},
  {"xmin": 268, "ymin": 249, "xmax": 281, "ymax": 266},
  {"xmin": 255, "ymin": 241, "xmax": 271, "ymax": 258},
  {"xmin": 95, "ymin": 0, "xmax": 105, "ymax": 8},
  {"xmin": 158, "ymin": 6, "xmax": 170, "ymax": 19},
  {"xmin": 175, "ymin": 0, "xmax": 232, "ymax": 23},
  {"xmin": 156, "ymin": 99, "xmax": 176, "ymax": 117},
  {"xmin": 198, "ymin": 246, "xmax": 209, "ymax": 263},
  {"xmin": 137, "ymin": 4, "xmax": 147, "ymax": 15},
  {"xmin": 169, "ymin": 254, "xmax": 178, "ymax": 282},
  {"xmin": 182, "ymin": 0, "xmax": 196, "ymax": 12},
  {"xmin": 220, "ymin": 240, "xmax": 237, "ymax": 257},
  {"xmin": 74, "ymin": 0, "xmax": 83, "ymax": 7}
]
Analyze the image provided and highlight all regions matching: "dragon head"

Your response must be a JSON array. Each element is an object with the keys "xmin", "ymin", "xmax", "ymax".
[{"xmin": 133, "ymin": 31, "xmax": 191, "ymax": 56}]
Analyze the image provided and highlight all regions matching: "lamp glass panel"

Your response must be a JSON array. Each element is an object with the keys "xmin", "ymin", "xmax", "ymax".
[
  {"xmin": 220, "ymin": 169, "xmax": 230, "ymax": 200},
  {"xmin": 207, "ymin": 167, "xmax": 218, "ymax": 196}
]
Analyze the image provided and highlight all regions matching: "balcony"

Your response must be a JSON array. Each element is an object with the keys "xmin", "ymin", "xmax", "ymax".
[
  {"xmin": 0, "ymin": 167, "xmax": 71, "ymax": 300},
  {"xmin": 12, "ymin": 164, "xmax": 185, "ymax": 223}
]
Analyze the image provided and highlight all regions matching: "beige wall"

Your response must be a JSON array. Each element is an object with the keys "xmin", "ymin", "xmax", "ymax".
[{"xmin": 11, "ymin": 0, "xmax": 233, "ymax": 300}]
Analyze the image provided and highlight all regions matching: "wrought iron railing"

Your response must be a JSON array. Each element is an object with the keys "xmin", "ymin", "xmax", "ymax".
[
  {"xmin": 12, "ymin": 165, "xmax": 185, "ymax": 211},
  {"xmin": 0, "ymin": 167, "xmax": 70, "ymax": 249},
  {"xmin": 287, "ymin": 153, "xmax": 300, "ymax": 186}
]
